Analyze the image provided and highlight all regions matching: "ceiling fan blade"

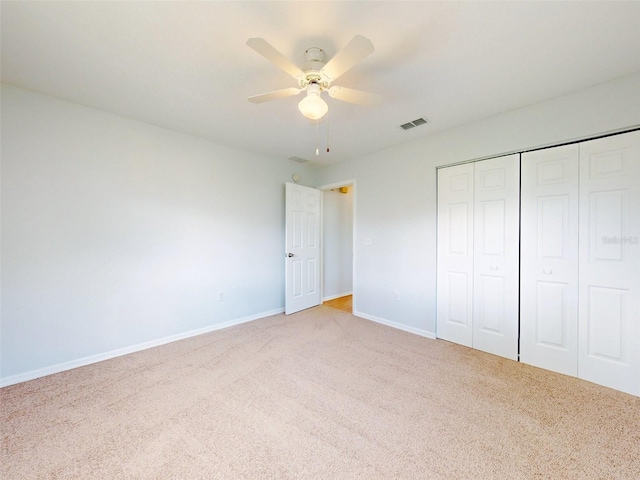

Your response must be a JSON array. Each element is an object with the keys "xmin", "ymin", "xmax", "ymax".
[
  {"xmin": 248, "ymin": 87, "xmax": 302, "ymax": 104},
  {"xmin": 321, "ymin": 35, "xmax": 374, "ymax": 81},
  {"xmin": 246, "ymin": 38, "xmax": 305, "ymax": 80},
  {"xmin": 327, "ymin": 86, "xmax": 381, "ymax": 106}
]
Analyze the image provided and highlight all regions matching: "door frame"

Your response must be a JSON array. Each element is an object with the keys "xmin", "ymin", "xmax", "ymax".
[{"xmin": 317, "ymin": 179, "xmax": 357, "ymax": 313}]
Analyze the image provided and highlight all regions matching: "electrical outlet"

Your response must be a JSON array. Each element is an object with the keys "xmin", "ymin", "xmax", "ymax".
[
  {"xmin": 393, "ymin": 291, "xmax": 399, "ymax": 301},
  {"xmin": 364, "ymin": 237, "xmax": 372, "ymax": 246},
  {"xmin": 218, "ymin": 292, "xmax": 226, "ymax": 302}
]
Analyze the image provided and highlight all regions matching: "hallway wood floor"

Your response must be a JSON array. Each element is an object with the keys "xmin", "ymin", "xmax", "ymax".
[{"xmin": 323, "ymin": 295, "xmax": 352, "ymax": 313}]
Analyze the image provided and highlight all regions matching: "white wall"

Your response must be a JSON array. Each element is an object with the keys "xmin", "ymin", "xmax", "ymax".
[
  {"xmin": 316, "ymin": 72, "xmax": 640, "ymax": 337},
  {"xmin": 3, "ymin": 72, "xmax": 640, "ymax": 385},
  {"xmin": 322, "ymin": 188, "xmax": 353, "ymax": 300},
  {"xmin": 0, "ymin": 85, "xmax": 318, "ymax": 384}
]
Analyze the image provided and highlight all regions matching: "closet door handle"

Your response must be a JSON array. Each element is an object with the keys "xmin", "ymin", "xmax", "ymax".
[
  {"xmin": 490, "ymin": 265, "xmax": 499, "ymax": 270},
  {"xmin": 543, "ymin": 269, "xmax": 552, "ymax": 275}
]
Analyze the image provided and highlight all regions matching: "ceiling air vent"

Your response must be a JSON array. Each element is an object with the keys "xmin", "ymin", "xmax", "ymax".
[
  {"xmin": 288, "ymin": 156, "xmax": 309, "ymax": 163},
  {"xmin": 400, "ymin": 117, "xmax": 428, "ymax": 130}
]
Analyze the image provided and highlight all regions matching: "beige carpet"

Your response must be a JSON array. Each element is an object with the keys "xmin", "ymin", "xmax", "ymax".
[{"xmin": 2, "ymin": 306, "xmax": 639, "ymax": 479}]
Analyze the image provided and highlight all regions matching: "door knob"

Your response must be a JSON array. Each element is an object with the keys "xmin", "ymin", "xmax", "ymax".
[{"xmin": 287, "ymin": 253, "xmax": 294, "ymax": 257}]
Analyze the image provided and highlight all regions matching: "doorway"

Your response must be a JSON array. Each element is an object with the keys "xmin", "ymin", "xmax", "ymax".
[{"xmin": 318, "ymin": 180, "xmax": 356, "ymax": 314}]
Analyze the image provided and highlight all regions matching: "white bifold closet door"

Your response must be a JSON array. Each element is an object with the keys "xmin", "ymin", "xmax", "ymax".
[
  {"xmin": 437, "ymin": 154, "xmax": 520, "ymax": 360},
  {"xmin": 520, "ymin": 145, "xmax": 580, "ymax": 376},
  {"xmin": 578, "ymin": 131, "xmax": 640, "ymax": 396},
  {"xmin": 520, "ymin": 130, "xmax": 640, "ymax": 396},
  {"xmin": 472, "ymin": 156, "xmax": 520, "ymax": 360},
  {"xmin": 436, "ymin": 163, "xmax": 474, "ymax": 347}
]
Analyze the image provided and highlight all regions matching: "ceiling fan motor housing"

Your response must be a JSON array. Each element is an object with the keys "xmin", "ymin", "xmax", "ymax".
[
  {"xmin": 300, "ymin": 47, "xmax": 331, "ymax": 90},
  {"xmin": 300, "ymin": 72, "xmax": 329, "ymax": 91}
]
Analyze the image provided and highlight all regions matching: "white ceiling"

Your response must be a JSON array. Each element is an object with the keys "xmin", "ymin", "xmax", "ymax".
[{"xmin": 2, "ymin": 1, "xmax": 640, "ymax": 166}]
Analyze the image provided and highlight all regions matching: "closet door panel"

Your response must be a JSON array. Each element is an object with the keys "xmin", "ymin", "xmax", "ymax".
[
  {"xmin": 520, "ymin": 145, "xmax": 579, "ymax": 376},
  {"xmin": 437, "ymin": 164, "xmax": 474, "ymax": 347},
  {"xmin": 579, "ymin": 130, "xmax": 640, "ymax": 396},
  {"xmin": 472, "ymin": 154, "xmax": 520, "ymax": 360}
]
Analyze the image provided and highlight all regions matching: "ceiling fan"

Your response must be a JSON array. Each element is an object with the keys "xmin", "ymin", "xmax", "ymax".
[{"xmin": 246, "ymin": 35, "xmax": 381, "ymax": 120}]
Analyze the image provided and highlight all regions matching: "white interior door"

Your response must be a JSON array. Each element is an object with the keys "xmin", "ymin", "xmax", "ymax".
[
  {"xmin": 578, "ymin": 130, "xmax": 640, "ymax": 396},
  {"xmin": 472, "ymin": 154, "xmax": 520, "ymax": 360},
  {"xmin": 436, "ymin": 163, "xmax": 474, "ymax": 347},
  {"xmin": 520, "ymin": 145, "xmax": 579, "ymax": 376},
  {"xmin": 285, "ymin": 182, "xmax": 321, "ymax": 315}
]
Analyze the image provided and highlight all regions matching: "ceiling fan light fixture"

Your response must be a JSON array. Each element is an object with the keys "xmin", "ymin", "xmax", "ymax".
[{"xmin": 298, "ymin": 84, "xmax": 328, "ymax": 120}]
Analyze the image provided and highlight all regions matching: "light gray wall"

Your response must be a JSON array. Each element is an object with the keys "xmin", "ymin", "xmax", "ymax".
[
  {"xmin": 316, "ymin": 72, "xmax": 640, "ymax": 337},
  {"xmin": 322, "ymin": 188, "xmax": 353, "ymax": 300},
  {"xmin": 3, "ymin": 72, "xmax": 639, "ymax": 385},
  {"xmin": 0, "ymin": 85, "xmax": 318, "ymax": 383}
]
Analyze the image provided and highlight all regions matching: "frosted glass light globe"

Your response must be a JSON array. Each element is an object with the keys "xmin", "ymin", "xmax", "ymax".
[{"xmin": 298, "ymin": 92, "xmax": 328, "ymax": 120}]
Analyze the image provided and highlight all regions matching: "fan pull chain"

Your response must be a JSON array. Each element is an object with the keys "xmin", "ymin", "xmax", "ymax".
[
  {"xmin": 326, "ymin": 110, "xmax": 330, "ymax": 153},
  {"xmin": 316, "ymin": 119, "xmax": 320, "ymax": 156}
]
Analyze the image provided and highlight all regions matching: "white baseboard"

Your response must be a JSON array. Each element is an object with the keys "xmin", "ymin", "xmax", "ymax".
[
  {"xmin": 323, "ymin": 291, "xmax": 353, "ymax": 302},
  {"xmin": 353, "ymin": 310, "xmax": 436, "ymax": 340},
  {"xmin": 0, "ymin": 308, "xmax": 284, "ymax": 388}
]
